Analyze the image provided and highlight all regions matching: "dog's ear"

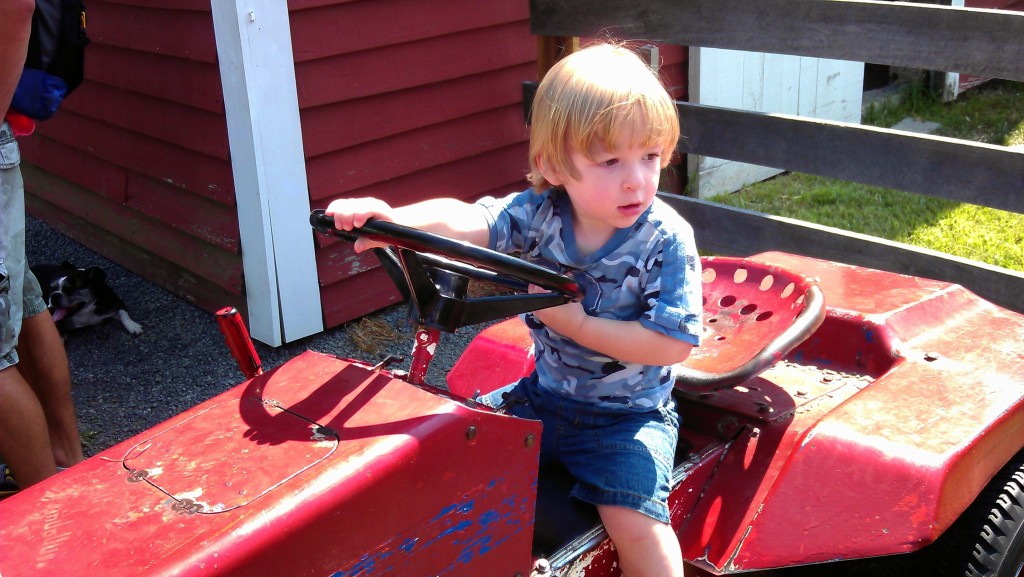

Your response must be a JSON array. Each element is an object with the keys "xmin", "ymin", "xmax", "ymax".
[
  {"xmin": 84, "ymin": 266, "xmax": 107, "ymax": 281},
  {"xmin": 59, "ymin": 260, "xmax": 76, "ymax": 271}
]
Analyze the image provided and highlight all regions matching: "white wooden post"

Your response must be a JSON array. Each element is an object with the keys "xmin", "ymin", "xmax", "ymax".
[
  {"xmin": 934, "ymin": 0, "xmax": 965, "ymax": 102},
  {"xmin": 210, "ymin": 2, "xmax": 323, "ymax": 346}
]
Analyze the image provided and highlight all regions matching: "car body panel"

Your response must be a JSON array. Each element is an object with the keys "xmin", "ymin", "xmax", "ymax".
[{"xmin": 0, "ymin": 351, "xmax": 541, "ymax": 577}]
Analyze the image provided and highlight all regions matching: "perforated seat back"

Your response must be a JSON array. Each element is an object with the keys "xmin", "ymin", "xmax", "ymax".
[{"xmin": 677, "ymin": 256, "xmax": 826, "ymax": 391}]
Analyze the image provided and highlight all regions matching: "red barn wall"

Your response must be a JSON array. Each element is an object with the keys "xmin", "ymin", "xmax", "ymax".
[
  {"xmin": 20, "ymin": 0, "xmax": 242, "ymax": 314},
  {"xmin": 19, "ymin": 0, "xmax": 689, "ymax": 332},
  {"xmin": 298, "ymin": 0, "xmax": 540, "ymax": 326}
]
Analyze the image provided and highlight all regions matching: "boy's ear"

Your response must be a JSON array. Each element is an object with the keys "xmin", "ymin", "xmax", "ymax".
[{"xmin": 537, "ymin": 156, "xmax": 564, "ymax": 186}]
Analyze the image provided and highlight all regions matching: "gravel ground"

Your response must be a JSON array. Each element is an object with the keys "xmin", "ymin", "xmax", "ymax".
[{"xmin": 25, "ymin": 216, "xmax": 485, "ymax": 458}]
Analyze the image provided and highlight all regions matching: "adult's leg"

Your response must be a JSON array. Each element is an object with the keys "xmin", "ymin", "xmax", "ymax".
[
  {"xmin": 1, "ymin": 1, "xmax": 53, "ymax": 485},
  {"xmin": 16, "ymin": 311, "xmax": 83, "ymax": 468},
  {"xmin": 598, "ymin": 504, "xmax": 685, "ymax": 577},
  {"xmin": 0, "ymin": 363, "xmax": 57, "ymax": 487},
  {"xmin": 0, "ymin": 0, "xmax": 35, "ymax": 115}
]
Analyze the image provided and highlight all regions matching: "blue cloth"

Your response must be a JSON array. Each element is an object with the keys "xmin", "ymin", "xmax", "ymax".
[
  {"xmin": 477, "ymin": 188, "xmax": 702, "ymax": 412},
  {"xmin": 11, "ymin": 68, "xmax": 67, "ymax": 120}
]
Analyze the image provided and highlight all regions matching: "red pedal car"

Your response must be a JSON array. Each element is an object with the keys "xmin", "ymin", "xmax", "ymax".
[{"xmin": 2, "ymin": 211, "xmax": 1023, "ymax": 577}]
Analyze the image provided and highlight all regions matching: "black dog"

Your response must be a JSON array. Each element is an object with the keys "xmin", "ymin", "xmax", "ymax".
[{"xmin": 30, "ymin": 261, "xmax": 143, "ymax": 336}]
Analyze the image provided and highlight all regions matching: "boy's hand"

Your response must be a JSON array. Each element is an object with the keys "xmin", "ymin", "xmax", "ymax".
[
  {"xmin": 325, "ymin": 198, "xmax": 394, "ymax": 253},
  {"xmin": 528, "ymin": 284, "xmax": 587, "ymax": 338}
]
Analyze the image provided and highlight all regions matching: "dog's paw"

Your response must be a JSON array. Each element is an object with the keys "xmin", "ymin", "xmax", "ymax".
[{"xmin": 117, "ymin": 310, "xmax": 144, "ymax": 336}]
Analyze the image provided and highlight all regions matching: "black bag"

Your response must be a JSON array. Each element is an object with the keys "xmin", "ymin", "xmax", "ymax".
[{"xmin": 11, "ymin": 0, "xmax": 89, "ymax": 120}]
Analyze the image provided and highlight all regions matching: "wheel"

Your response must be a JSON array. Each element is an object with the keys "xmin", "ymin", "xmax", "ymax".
[
  {"xmin": 935, "ymin": 451, "xmax": 1024, "ymax": 577},
  {"xmin": 310, "ymin": 209, "xmax": 581, "ymax": 331}
]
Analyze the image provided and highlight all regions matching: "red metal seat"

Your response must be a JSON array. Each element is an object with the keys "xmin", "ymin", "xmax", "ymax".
[{"xmin": 676, "ymin": 256, "xmax": 826, "ymax": 391}]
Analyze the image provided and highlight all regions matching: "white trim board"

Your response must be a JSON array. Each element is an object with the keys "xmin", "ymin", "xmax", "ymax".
[{"xmin": 211, "ymin": 2, "xmax": 323, "ymax": 346}]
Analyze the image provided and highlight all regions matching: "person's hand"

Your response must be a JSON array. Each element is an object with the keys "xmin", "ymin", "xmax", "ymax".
[
  {"xmin": 325, "ymin": 198, "xmax": 394, "ymax": 253},
  {"xmin": 528, "ymin": 284, "xmax": 587, "ymax": 338}
]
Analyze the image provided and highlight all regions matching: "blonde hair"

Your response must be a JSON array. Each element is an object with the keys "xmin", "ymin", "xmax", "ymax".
[{"xmin": 528, "ymin": 43, "xmax": 680, "ymax": 191}]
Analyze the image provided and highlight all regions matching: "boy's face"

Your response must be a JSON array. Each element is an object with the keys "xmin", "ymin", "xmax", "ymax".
[{"xmin": 543, "ymin": 127, "xmax": 663, "ymax": 235}]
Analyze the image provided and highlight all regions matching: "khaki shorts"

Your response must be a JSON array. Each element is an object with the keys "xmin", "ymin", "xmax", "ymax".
[{"xmin": 0, "ymin": 121, "xmax": 47, "ymax": 371}]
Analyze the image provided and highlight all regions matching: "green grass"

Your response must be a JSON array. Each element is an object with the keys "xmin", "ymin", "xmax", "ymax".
[{"xmin": 707, "ymin": 79, "xmax": 1024, "ymax": 271}]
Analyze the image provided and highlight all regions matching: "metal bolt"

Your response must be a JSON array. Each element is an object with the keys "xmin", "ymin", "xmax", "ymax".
[
  {"xmin": 465, "ymin": 426, "xmax": 477, "ymax": 441},
  {"xmin": 533, "ymin": 559, "xmax": 552, "ymax": 575},
  {"xmin": 524, "ymin": 434, "xmax": 535, "ymax": 448},
  {"xmin": 173, "ymin": 498, "xmax": 203, "ymax": 515},
  {"xmin": 127, "ymin": 469, "xmax": 148, "ymax": 482},
  {"xmin": 924, "ymin": 352, "xmax": 940, "ymax": 362},
  {"xmin": 314, "ymin": 425, "xmax": 336, "ymax": 438}
]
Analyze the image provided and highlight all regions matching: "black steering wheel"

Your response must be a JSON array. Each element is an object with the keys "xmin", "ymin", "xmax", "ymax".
[{"xmin": 310, "ymin": 209, "xmax": 581, "ymax": 332}]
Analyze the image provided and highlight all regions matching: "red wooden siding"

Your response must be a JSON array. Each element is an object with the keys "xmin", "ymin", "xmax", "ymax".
[
  {"xmin": 653, "ymin": 45, "xmax": 689, "ymax": 101},
  {"xmin": 20, "ymin": 0, "xmax": 242, "ymax": 315},
  {"xmin": 18, "ymin": 0, "xmax": 693, "ymax": 334},
  {"xmin": 646, "ymin": 44, "xmax": 688, "ymax": 191},
  {"xmin": 298, "ymin": 0, "xmax": 543, "ymax": 328}
]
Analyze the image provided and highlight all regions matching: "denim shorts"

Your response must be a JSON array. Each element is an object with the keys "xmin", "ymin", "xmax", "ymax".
[
  {"xmin": 480, "ymin": 376, "xmax": 679, "ymax": 523},
  {"xmin": 1, "ymin": 121, "xmax": 47, "ymax": 371}
]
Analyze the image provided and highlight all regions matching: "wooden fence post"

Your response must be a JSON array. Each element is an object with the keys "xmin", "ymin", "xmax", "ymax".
[{"xmin": 536, "ymin": 36, "xmax": 579, "ymax": 79}]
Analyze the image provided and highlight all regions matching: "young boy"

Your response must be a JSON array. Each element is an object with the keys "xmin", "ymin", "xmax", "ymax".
[{"xmin": 326, "ymin": 43, "xmax": 702, "ymax": 577}]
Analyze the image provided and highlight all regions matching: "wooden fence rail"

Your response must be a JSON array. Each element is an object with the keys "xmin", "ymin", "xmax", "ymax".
[
  {"xmin": 660, "ymin": 195, "xmax": 1024, "ymax": 313},
  {"xmin": 530, "ymin": 0, "xmax": 1024, "ymax": 82},
  {"xmin": 677, "ymin": 103, "xmax": 1024, "ymax": 214}
]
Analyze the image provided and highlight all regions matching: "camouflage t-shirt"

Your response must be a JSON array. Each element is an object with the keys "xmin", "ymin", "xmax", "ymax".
[{"xmin": 478, "ymin": 189, "xmax": 702, "ymax": 412}]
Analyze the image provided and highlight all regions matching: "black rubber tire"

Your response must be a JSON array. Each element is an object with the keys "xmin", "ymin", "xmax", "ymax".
[{"xmin": 934, "ymin": 451, "xmax": 1024, "ymax": 577}]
